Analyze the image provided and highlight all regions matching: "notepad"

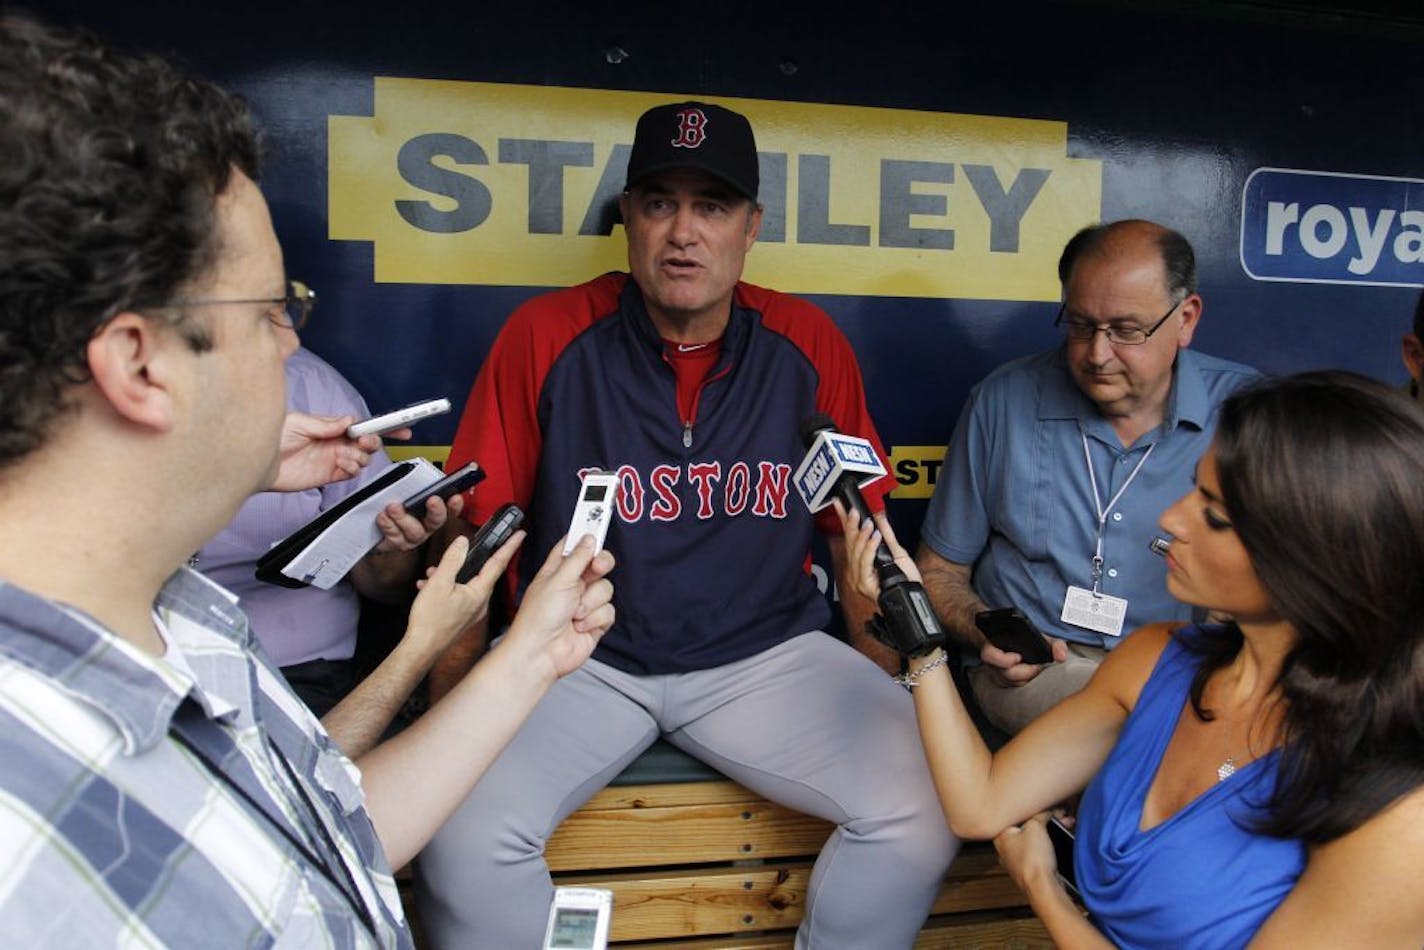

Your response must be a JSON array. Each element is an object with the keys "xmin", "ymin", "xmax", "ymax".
[{"xmin": 254, "ymin": 458, "xmax": 444, "ymax": 590}]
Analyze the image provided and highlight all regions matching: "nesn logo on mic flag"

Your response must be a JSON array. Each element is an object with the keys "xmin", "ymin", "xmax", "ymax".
[{"xmin": 794, "ymin": 431, "xmax": 887, "ymax": 512}]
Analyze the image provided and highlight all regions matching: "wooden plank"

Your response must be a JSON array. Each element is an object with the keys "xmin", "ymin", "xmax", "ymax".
[
  {"xmin": 581, "ymin": 780, "xmax": 763, "ymax": 810},
  {"xmin": 931, "ymin": 846, "xmax": 1030, "ymax": 915},
  {"xmin": 915, "ymin": 912, "xmax": 1053, "ymax": 949},
  {"xmin": 611, "ymin": 913, "xmax": 1051, "ymax": 949},
  {"xmin": 558, "ymin": 863, "xmax": 808, "ymax": 941},
  {"xmin": 553, "ymin": 847, "xmax": 1027, "ymax": 942},
  {"xmin": 616, "ymin": 936, "xmax": 791, "ymax": 950},
  {"xmin": 546, "ymin": 798, "xmax": 833, "ymax": 871}
]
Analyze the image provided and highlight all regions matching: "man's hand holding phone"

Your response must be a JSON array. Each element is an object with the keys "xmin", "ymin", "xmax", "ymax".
[
  {"xmin": 975, "ymin": 607, "xmax": 1069, "ymax": 686},
  {"xmin": 367, "ymin": 462, "xmax": 484, "ymax": 556},
  {"xmin": 373, "ymin": 493, "xmax": 461, "ymax": 556}
]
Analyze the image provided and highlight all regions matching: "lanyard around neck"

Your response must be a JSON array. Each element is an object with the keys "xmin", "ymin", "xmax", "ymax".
[
  {"xmin": 1079, "ymin": 427, "xmax": 1155, "ymax": 594},
  {"xmin": 169, "ymin": 723, "xmax": 380, "ymax": 940}
]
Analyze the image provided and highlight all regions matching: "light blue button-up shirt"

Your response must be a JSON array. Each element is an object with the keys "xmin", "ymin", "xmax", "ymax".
[{"xmin": 922, "ymin": 347, "xmax": 1260, "ymax": 648}]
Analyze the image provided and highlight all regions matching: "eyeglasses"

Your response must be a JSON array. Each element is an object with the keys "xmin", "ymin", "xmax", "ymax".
[
  {"xmin": 159, "ymin": 279, "xmax": 315, "ymax": 330},
  {"xmin": 1054, "ymin": 298, "xmax": 1180, "ymax": 346}
]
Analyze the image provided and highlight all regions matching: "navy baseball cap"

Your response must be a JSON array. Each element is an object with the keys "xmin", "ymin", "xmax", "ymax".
[{"xmin": 624, "ymin": 101, "xmax": 759, "ymax": 202}]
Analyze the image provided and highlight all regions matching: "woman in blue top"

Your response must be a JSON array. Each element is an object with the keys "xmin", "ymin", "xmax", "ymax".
[{"xmin": 840, "ymin": 372, "xmax": 1424, "ymax": 947}]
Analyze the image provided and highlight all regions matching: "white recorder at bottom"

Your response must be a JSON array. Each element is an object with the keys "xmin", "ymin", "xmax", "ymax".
[
  {"xmin": 542, "ymin": 886, "xmax": 613, "ymax": 950},
  {"xmin": 562, "ymin": 470, "xmax": 618, "ymax": 555}
]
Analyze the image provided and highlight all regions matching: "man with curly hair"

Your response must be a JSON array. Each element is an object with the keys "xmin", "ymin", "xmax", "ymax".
[{"xmin": 0, "ymin": 15, "xmax": 615, "ymax": 945}]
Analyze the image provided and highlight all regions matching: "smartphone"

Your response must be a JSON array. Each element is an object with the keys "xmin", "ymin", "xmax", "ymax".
[
  {"xmin": 456, "ymin": 503, "xmax": 524, "ymax": 583},
  {"xmin": 1047, "ymin": 816, "xmax": 1081, "ymax": 901},
  {"xmin": 562, "ymin": 470, "xmax": 618, "ymax": 556},
  {"xmin": 974, "ymin": 607, "xmax": 1054, "ymax": 665},
  {"xmin": 541, "ymin": 886, "xmax": 613, "ymax": 950},
  {"xmin": 347, "ymin": 397, "xmax": 451, "ymax": 438},
  {"xmin": 401, "ymin": 461, "xmax": 484, "ymax": 518}
]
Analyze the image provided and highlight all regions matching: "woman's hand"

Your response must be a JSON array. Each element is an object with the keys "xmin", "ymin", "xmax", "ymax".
[
  {"xmin": 832, "ymin": 499, "xmax": 922, "ymax": 603},
  {"xmin": 994, "ymin": 811, "xmax": 1067, "ymax": 901}
]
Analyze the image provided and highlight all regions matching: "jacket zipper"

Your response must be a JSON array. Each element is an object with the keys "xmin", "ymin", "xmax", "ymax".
[{"xmin": 667, "ymin": 359, "xmax": 732, "ymax": 450}]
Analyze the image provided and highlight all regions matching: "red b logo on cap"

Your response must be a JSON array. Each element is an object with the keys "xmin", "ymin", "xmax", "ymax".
[{"xmin": 671, "ymin": 107, "xmax": 708, "ymax": 149}]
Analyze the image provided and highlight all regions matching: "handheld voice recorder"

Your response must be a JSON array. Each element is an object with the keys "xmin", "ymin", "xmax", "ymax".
[
  {"xmin": 456, "ymin": 503, "xmax": 524, "ymax": 583},
  {"xmin": 541, "ymin": 886, "xmax": 613, "ymax": 950},
  {"xmin": 562, "ymin": 470, "xmax": 618, "ymax": 555},
  {"xmin": 347, "ymin": 397, "xmax": 451, "ymax": 438}
]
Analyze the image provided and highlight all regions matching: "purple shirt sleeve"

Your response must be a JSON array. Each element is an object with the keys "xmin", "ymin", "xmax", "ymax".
[{"xmin": 196, "ymin": 348, "xmax": 393, "ymax": 668}]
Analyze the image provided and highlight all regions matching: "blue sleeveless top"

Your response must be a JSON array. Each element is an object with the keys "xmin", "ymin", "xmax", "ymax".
[{"xmin": 1076, "ymin": 629, "xmax": 1306, "ymax": 948}]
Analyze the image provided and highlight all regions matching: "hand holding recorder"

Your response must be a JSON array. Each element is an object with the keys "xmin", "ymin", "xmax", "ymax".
[
  {"xmin": 347, "ymin": 397, "xmax": 451, "ymax": 438},
  {"xmin": 270, "ymin": 411, "xmax": 381, "ymax": 492},
  {"xmin": 499, "ymin": 532, "xmax": 617, "ymax": 683}
]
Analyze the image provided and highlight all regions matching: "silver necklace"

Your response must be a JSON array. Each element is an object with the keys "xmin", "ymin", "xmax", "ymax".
[
  {"xmin": 1214, "ymin": 670, "xmax": 1279, "ymax": 783},
  {"xmin": 1216, "ymin": 688, "xmax": 1241, "ymax": 782}
]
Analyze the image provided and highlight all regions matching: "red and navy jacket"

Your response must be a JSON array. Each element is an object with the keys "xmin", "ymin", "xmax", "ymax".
[{"xmin": 448, "ymin": 272, "xmax": 890, "ymax": 675}]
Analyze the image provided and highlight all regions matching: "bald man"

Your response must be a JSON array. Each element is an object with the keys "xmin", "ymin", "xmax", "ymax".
[{"xmin": 916, "ymin": 220, "xmax": 1259, "ymax": 734}]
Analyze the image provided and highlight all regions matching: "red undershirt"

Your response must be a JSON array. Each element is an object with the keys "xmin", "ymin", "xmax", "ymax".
[{"xmin": 662, "ymin": 337, "xmax": 723, "ymax": 424}]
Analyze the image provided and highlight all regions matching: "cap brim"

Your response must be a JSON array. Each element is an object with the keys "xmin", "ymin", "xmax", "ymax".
[{"xmin": 624, "ymin": 160, "xmax": 757, "ymax": 202}]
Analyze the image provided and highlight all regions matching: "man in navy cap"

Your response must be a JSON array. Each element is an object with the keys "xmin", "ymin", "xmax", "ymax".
[{"xmin": 419, "ymin": 101, "xmax": 957, "ymax": 948}]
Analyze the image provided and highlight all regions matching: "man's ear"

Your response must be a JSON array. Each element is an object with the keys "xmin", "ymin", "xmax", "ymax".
[
  {"xmin": 84, "ymin": 312, "xmax": 179, "ymax": 432},
  {"xmin": 1174, "ymin": 293, "xmax": 1203, "ymax": 349},
  {"xmin": 1402, "ymin": 333, "xmax": 1424, "ymax": 383},
  {"xmin": 744, "ymin": 203, "xmax": 763, "ymax": 250}
]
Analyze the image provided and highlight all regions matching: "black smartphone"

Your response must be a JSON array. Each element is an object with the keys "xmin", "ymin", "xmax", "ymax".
[
  {"xmin": 456, "ymin": 503, "xmax": 525, "ymax": 583},
  {"xmin": 1047, "ymin": 816, "xmax": 1080, "ymax": 901},
  {"xmin": 402, "ymin": 462, "xmax": 485, "ymax": 518},
  {"xmin": 974, "ymin": 607, "xmax": 1054, "ymax": 665}
]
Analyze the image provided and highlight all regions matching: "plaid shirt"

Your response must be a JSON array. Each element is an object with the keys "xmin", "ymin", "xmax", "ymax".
[{"xmin": 0, "ymin": 568, "xmax": 412, "ymax": 947}]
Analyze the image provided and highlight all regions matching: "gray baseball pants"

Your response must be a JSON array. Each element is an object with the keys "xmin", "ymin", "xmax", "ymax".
[{"xmin": 414, "ymin": 631, "xmax": 959, "ymax": 949}]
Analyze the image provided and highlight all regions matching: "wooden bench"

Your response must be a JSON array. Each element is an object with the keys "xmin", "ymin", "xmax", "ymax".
[{"xmin": 533, "ymin": 740, "xmax": 1050, "ymax": 947}]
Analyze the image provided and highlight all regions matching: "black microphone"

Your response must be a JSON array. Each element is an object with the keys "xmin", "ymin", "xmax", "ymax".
[{"xmin": 798, "ymin": 414, "xmax": 946, "ymax": 658}]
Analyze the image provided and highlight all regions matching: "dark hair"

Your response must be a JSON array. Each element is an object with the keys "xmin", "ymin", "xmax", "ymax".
[
  {"xmin": 0, "ymin": 14, "xmax": 260, "ymax": 466},
  {"xmin": 1183, "ymin": 371, "xmax": 1424, "ymax": 844},
  {"xmin": 1413, "ymin": 289, "xmax": 1424, "ymax": 339},
  {"xmin": 1057, "ymin": 219, "xmax": 1197, "ymax": 302}
]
